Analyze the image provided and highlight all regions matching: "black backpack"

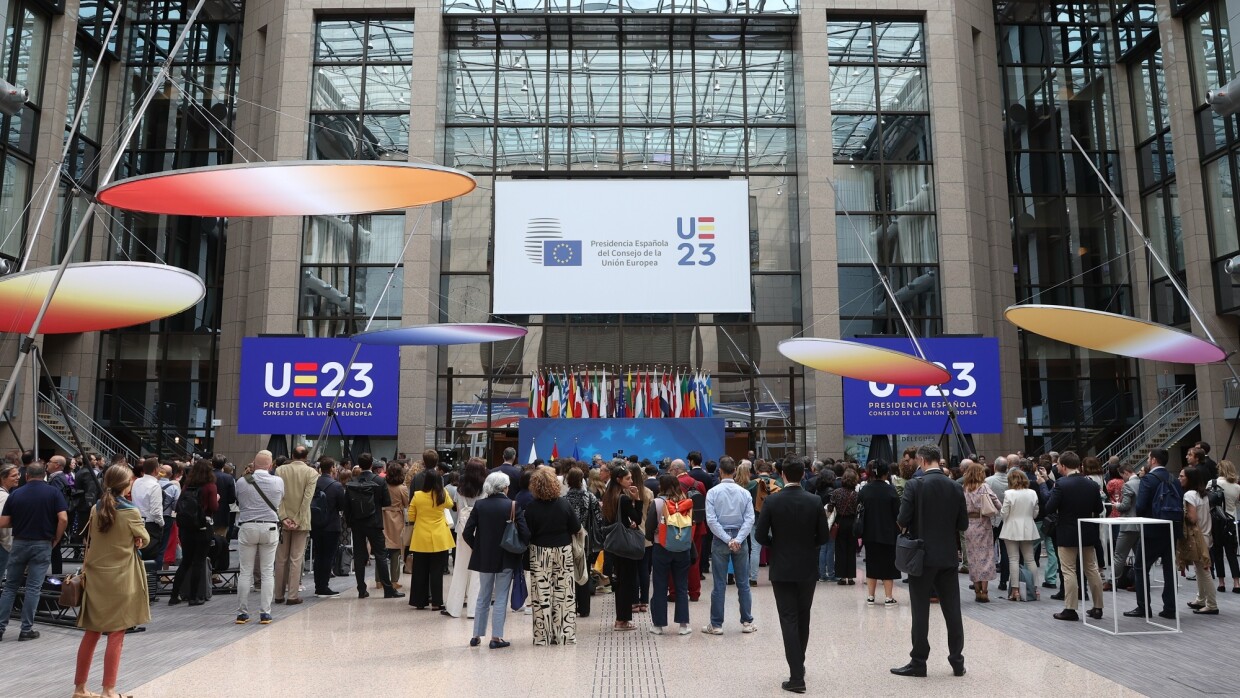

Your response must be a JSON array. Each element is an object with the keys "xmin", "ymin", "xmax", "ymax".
[
  {"xmin": 310, "ymin": 481, "xmax": 331, "ymax": 529},
  {"xmin": 1209, "ymin": 480, "xmax": 1235, "ymax": 543},
  {"xmin": 176, "ymin": 486, "xmax": 208, "ymax": 530},
  {"xmin": 345, "ymin": 479, "xmax": 379, "ymax": 523}
]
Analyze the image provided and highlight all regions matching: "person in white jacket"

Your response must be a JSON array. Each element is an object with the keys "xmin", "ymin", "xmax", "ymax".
[{"xmin": 999, "ymin": 469, "xmax": 1041, "ymax": 602}]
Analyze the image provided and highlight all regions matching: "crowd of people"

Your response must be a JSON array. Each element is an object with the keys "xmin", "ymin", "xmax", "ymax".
[{"xmin": 0, "ymin": 436, "xmax": 1234, "ymax": 695}]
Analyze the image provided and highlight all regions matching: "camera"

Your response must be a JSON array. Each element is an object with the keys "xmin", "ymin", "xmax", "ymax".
[{"xmin": 1208, "ymin": 74, "xmax": 1240, "ymax": 117}]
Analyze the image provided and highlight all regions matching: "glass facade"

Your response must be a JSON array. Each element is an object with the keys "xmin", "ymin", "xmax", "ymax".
[
  {"xmin": 0, "ymin": 0, "xmax": 48, "ymax": 263},
  {"xmin": 1189, "ymin": 1, "xmax": 1240, "ymax": 312},
  {"xmin": 440, "ymin": 14, "xmax": 803, "ymax": 461},
  {"xmin": 96, "ymin": 0, "xmax": 243, "ymax": 457},
  {"xmin": 828, "ymin": 18, "xmax": 940, "ymax": 339},
  {"xmin": 300, "ymin": 18, "xmax": 414, "ymax": 339},
  {"xmin": 996, "ymin": 1, "xmax": 1139, "ymax": 454}
]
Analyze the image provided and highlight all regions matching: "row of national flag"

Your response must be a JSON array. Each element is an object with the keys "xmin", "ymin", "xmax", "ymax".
[{"xmin": 527, "ymin": 367, "xmax": 713, "ymax": 419}]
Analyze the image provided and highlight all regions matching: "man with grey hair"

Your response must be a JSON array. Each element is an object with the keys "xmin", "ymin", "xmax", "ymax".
[
  {"xmin": 0, "ymin": 461, "xmax": 68, "ymax": 641},
  {"xmin": 987, "ymin": 457, "xmax": 1011, "ymax": 589},
  {"xmin": 234, "ymin": 450, "xmax": 285, "ymax": 625}
]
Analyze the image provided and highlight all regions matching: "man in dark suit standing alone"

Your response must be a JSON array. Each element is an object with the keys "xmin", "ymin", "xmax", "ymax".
[
  {"xmin": 755, "ymin": 456, "xmax": 830, "ymax": 694},
  {"xmin": 892, "ymin": 444, "xmax": 968, "ymax": 679}
]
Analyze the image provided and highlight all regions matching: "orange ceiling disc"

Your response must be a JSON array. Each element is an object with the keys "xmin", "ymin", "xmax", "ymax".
[
  {"xmin": 97, "ymin": 161, "xmax": 477, "ymax": 217},
  {"xmin": 0, "ymin": 262, "xmax": 206, "ymax": 334},
  {"xmin": 778, "ymin": 337, "xmax": 952, "ymax": 385},
  {"xmin": 1005, "ymin": 304, "xmax": 1227, "ymax": 364}
]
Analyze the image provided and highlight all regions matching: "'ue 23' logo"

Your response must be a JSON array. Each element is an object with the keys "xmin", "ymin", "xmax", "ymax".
[
  {"xmin": 676, "ymin": 216, "xmax": 718, "ymax": 267},
  {"xmin": 264, "ymin": 361, "xmax": 376, "ymax": 398}
]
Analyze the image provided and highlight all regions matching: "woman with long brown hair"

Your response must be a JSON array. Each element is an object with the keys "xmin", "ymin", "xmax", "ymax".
[
  {"xmin": 169, "ymin": 459, "xmax": 217, "ymax": 606},
  {"xmin": 602, "ymin": 464, "xmax": 642, "ymax": 631},
  {"xmin": 962, "ymin": 462, "xmax": 1001, "ymax": 602},
  {"xmin": 73, "ymin": 464, "xmax": 151, "ymax": 698},
  {"xmin": 646, "ymin": 474, "xmax": 694, "ymax": 635}
]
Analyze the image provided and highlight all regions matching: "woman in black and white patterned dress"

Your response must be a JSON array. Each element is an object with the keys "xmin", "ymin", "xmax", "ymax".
[{"xmin": 523, "ymin": 467, "xmax": 582, "ymax": 645}]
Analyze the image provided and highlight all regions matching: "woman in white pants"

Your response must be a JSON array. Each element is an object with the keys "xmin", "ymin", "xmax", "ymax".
[
  {"xmin": 999, "ymin": 469, "xmax": 1041, "ymax": 602},
  {"xmin": 444, "ymin": 459, "xmax": 487, "ymax": 618}
]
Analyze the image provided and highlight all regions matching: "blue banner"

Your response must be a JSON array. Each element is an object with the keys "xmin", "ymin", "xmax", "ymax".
[
  {"xmin": 238, "ymin": 337, "xmax": 400, "ymax": 435},
  {"xmin": 518, "ymin": 418, "xmax": 726, "ymax": 464},
  {"xmin": 842, "ymin": 337, "xmax": 1002, "ymax": 435}
]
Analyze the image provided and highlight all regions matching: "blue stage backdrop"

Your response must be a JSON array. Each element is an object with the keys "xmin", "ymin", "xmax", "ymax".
[
  {"xmin": 238, "ymin": 337, "xmax": 400, "ymax": 435},
  {"xmin": 518, "ymin": 418, "xmax": 726, "ymax": 463},
  {"xmin": 841, "ymin": 337, "xmax": 1002, "ymax": 435}
]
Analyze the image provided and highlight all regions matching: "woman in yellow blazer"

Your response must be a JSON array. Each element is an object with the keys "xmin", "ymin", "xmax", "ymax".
[
  {"xmin": 407, "ymin": 469, "xmax": 455, "ymax": 610},
  {"xmin": 73, "ymin": 464, "xmax": 151, "ymax": 698}
]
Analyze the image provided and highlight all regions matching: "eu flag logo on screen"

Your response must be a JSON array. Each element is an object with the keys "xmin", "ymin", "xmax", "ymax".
[{"xmin": 544, "ymin": 240, "xmax": 582, "ymax": 266}]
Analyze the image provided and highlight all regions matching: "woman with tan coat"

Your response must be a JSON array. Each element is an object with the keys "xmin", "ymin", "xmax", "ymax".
[
  {"xmin": 381, "ymin": 463, "xmax": 410, "ymax": 590},
  {"xmin": 73, "ymin": 465, "xmax": 151, "ymax": 698}
]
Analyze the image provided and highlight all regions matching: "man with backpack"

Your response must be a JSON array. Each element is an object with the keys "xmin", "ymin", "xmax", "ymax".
[
  {"xmin": 344, "ymin": 453, "xmax": 404, "ymax": 600},
  {"xmin": 1125, "ymin": 448, "xmax": 1183, "ymax": 621},
  {"xmin": 235, "ymin": 450, "xmax": 285, "ymax": 625},
  {"xmin": 310, "ymin": 457, "xmax": 346, "ymax": 598},
  {"xmin": 273, "ymin": 446, "xmax": 318, "ymax": 606}
]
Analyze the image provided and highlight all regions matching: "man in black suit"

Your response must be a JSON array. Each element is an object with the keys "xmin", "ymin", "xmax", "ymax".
[
  {"xmin": 755, "ymin": 456, "xmax": 830, "ymax": 694},
  {"xmin": 1043, "ymin": 450, "xmax": 1104, "ymax": 621},
  {"xmin": 892, "ymin": 444, "xmax": 968, "ymax": 679},
  {"xmin": 1125, "ymin": 448, "xmax": 1182, "ymax": 620}
]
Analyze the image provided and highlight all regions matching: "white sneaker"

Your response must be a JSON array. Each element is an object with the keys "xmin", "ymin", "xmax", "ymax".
[
  {"xmin": 884, "ymin": 598, "xmax": 898, "ymax": 608},
  {"xmin": 523, "ymin": 606, "xmax": 532, "ymax": 616},
  {"xmin": 741, "ymin": 622, "xmax": 757, "ymax": 633},
  {"xmin": 866, "ymin": 596, "xmax": 876, "ymax": 606},
  {"xmin": 701, "ymin": 625, "xmax": 723, "ymax": 635},
  {"xmin": 678, "ymin": 625, "xmax": 692, "ymax": 635},
  {"xmin": 648, "ymin": 626, "xmax": 664, "ymax": 635}
]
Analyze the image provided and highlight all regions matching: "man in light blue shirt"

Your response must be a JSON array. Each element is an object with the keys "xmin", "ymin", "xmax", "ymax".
[{"xmin": 702, "ymin": 456, "xmax": 756, "ymax": 635}]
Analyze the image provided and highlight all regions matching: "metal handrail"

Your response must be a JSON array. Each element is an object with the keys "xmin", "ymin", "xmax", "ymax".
[
  {"xmin": 110, "ymin": 394, "xmax": 192, "ymax": 459},
  {"xmin": 37, "ymin": 392, "xmax": 138, "ymax": 463},
  {"xmin": 1099, "ymin": 387, "xmax": 1197, "ymax": 462}
]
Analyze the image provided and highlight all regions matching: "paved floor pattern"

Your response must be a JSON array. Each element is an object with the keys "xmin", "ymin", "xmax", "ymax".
[{"xmin": 2, "ymin": 554, "xmax": 1223, "ymax": 697}]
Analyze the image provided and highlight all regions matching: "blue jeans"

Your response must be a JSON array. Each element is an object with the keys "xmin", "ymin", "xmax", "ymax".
[
  {"xmin": 709, "ymin": 537, "xmax": 753, "ymax": 628},
  {"xmin": 0, "ymin": 546, "xmax": 9, "ymax": 583},
  {"xmin": 472, "ymin": 569, "xmax": 514, "ymax": 639},
  {"xmin": 0, "ymin": 539, "xmax": 52, "ymax": 634},
  {"xmin": 748, "ymin": 530, "xmax": 761, "ymax": 582},
  {"xmin": 818, "ymin": 539, "xmax": 835, "ymax": 580},
  {"xmin": 651, "ymin": 545, "xmax": 691, "ymax": 627}
]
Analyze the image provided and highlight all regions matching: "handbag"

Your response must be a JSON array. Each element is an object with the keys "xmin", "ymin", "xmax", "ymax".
[
  {"xmin": 978, "ymin": 488, "xmax": 998, "ymax": 518},
  {"xmin": 602, "ymin": 522, "xmax": 646, "ymax": 560},
  {"xmin": 500, "ymin": 501, "xmax": 528, "ymax": 555},
  {"xmin": 894, "ymin": 481, "xmax": 926, "ymax": 576},
  {"xmin": 509, "ymin": 568, "xmax": 528, "ymax": 611},
  {"xmin": 825, "ymin": 504, "xmax": 837, "ymax": 529},
  {"xmin": 852, "ymin": 503, "xmax": 866, "ymax": 539},
  {"xmin": 60, "ymin": 517, "xmax": 91, "ymax": 608}
]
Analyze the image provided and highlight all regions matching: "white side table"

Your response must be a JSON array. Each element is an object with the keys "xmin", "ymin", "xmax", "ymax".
[{"xmin": 1077, "ymin": 516, "xmax": 1180, "ymax": 635}]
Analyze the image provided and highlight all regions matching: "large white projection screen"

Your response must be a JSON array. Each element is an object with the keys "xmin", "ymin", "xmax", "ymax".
[{"xmin": 493, "ymin": 179, "xmax": 753, "ymax": 314}]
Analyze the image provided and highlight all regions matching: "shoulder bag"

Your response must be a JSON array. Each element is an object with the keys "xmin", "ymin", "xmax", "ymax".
[
  {"xmin": 500, "ymin": 501, "xmax": 528, "ymax": 555},
  {"xmin": 895, "ymin": 481, "xmax": 926, "ymax": 576},
  {"xmin": 852, "ymin": 502, "xmax": 867, "ymax": 539},
  {"xmin": 602, "ymin": 521, "xmax": 646, "ymax": 560},
  {"xmin": 59, "ymin": 513, "xmax": 91, "ymax": 608},
  {"xmin": 978, "ymin": 487, "xmax": 999, "ymax": 518}
]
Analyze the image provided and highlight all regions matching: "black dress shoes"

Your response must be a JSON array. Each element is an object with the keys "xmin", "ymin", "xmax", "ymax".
[
  {"xmin": 781, "ymin": 680, "xmax": 806, "ymax": 694},
  {"xmin": 1049, "ymin": 592, "xmax": 1065, "ymax": 601},
  {"xmin": 1157, "ymin": 609, "xmax": 1176, "ymax": 620},
  {"xmin": 1122, "ymin": 608, "xmax": 1147, "ymax": 618},
  {"xmin": 1053, "ymin": 609, "xmax": 1079, "ymax": 621},
  {"xmin": 890, "ymin": 663, "xmax": 927, "ymax": 678},
  {"xmin": 951, "ymin": 664, "xmax": 966, "ymax": 677},
  {"xmin": 1086, "ymin": 608, "xmax": 1103, "ymax": 620}
]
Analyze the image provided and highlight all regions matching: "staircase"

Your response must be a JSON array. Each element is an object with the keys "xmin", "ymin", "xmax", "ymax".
[
  {"xmin": 37, "ymin": 392, "xmax": 138, "ymax": 463},
  {"xmin": 110, "ymin": 395, "xmax": 194, "ymax": 460},
  {"xmin": 1098, "ymin": 386, "xmax": 1199, "ymax": 469}
]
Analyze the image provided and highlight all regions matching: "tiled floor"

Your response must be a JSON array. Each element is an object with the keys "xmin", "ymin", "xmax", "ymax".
[{"xmin": 1, "ymin": 558, "xmax": 1160, "ymax": 698}]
